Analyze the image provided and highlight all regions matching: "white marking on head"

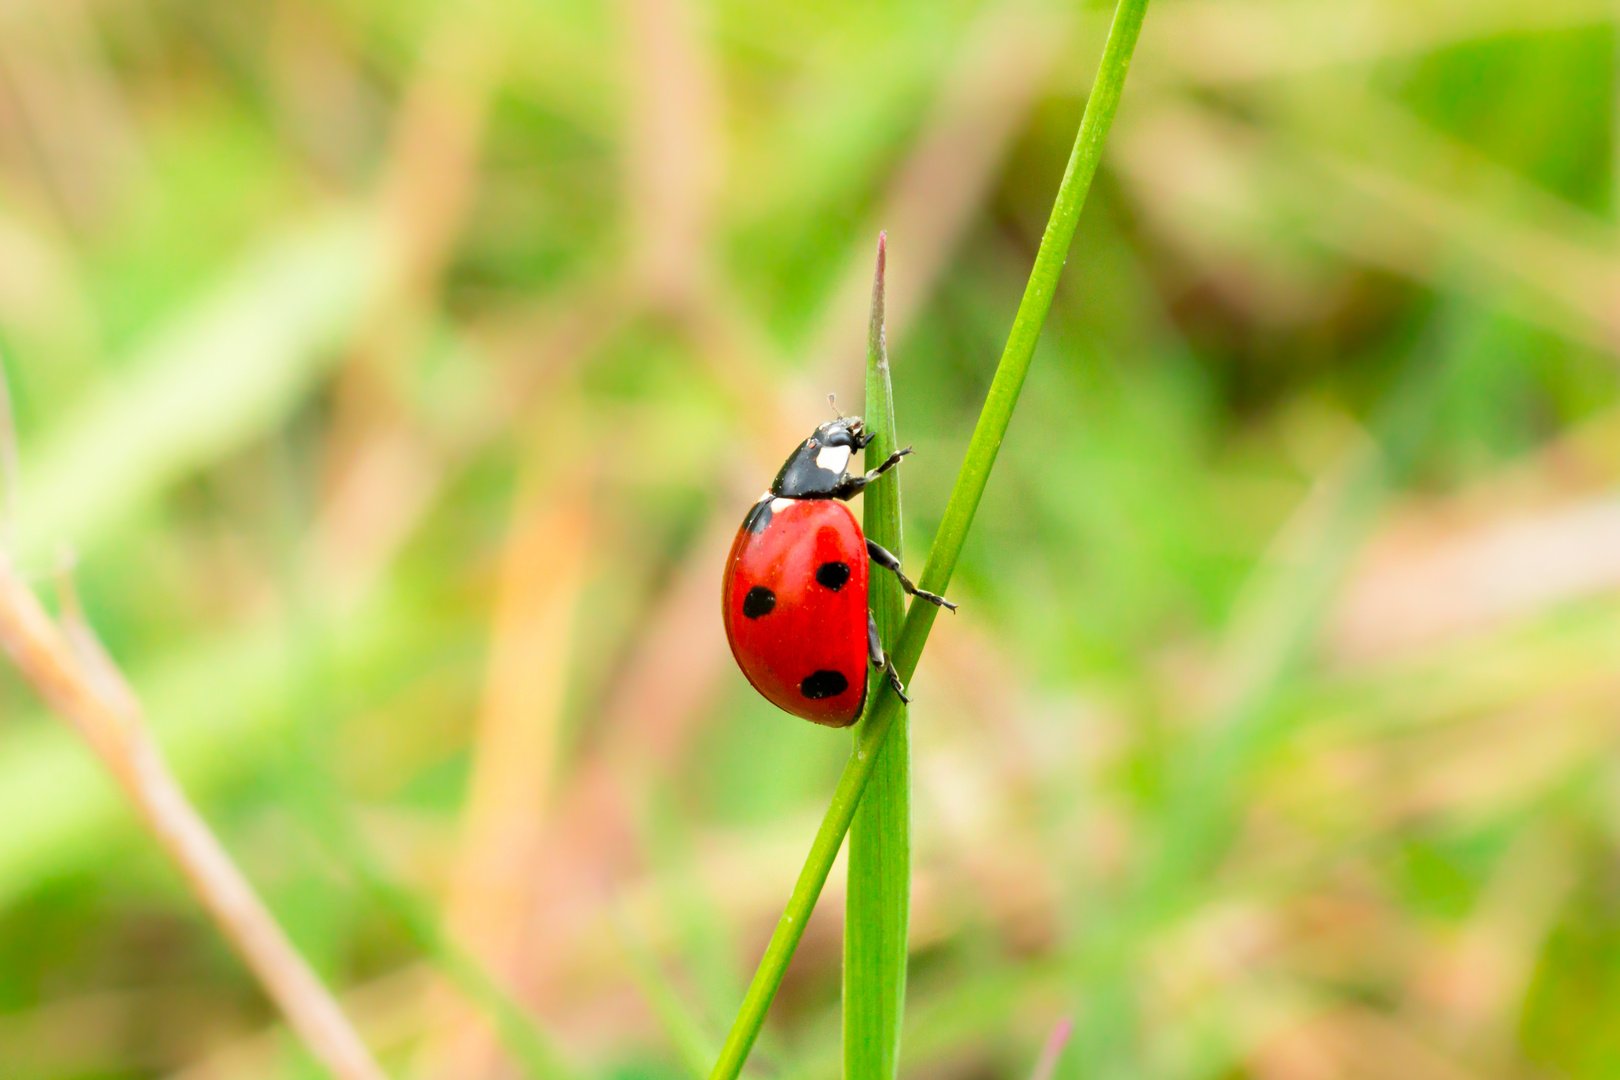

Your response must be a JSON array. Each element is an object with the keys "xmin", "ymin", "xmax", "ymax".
[
  {"xmin": 771, "ymin": 498, "xmax": 793, "ymax": 513},
  {"xmin": 815, "ymin": 445, "xmax": 851, "ymax": 475}
]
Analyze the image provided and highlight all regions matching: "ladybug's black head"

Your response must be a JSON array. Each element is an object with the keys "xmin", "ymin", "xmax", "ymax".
[
  {"xmin": 813, "ymin": 415, "xmax": 871, "ymax": 450},
  {"xmin": 770, "ymin": 416, "xmax": 875, "ymax": 499}
]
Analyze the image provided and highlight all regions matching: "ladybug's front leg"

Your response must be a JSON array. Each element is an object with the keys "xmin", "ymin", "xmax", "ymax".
[
  {"xmin": 868, "ymin": 611, "xmax": 910, "ymax": 705},
  {"xmin": 866, "ymin": 539, "xmax": 957, "ymax": 611},
  {"xmin": 832, "ymin": 446, "xmax": 912, "ymax": 500}
]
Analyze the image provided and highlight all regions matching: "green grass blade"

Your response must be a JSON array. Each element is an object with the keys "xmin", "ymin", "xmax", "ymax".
[
  {"xmin": 331, "ymin": 818, "xmax": 579, "ymax": 1080},
  {"xmin": 20, "ymin": 214, "xmax": 380, "ymax": 562},
  {"xmin": 616, "ymin": 907, "xmax": 721, "ymax": 1080},
  {"xmin": 707, "ymin": 2, "xmax": 1151, "ymax": 1076},
  {"xmin": 1060, "ymin": 314, "xmax": 1467, "ymax": 1073},
  {"xmin": 281, "ymin": 743, "xmax": 580, "ymax": 1080},
  {"xmin": 845, "ymin": 234, "xmax": 909, "ymax": 1080}
]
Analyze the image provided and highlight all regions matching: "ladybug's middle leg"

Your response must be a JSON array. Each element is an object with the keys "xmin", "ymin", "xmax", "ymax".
[
  {"xmin": 832, "ymin": 447, "xmax": 912, "ymax": 500},
  {"xmin": 868, "ymin": 611, "xmax": 910, "ymax": 705},
  {"xmin": 866, "ymin": 539, "xmax": 957, "ymax": 611}
]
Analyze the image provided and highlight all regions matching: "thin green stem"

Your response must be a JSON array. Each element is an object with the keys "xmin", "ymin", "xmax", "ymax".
[
  {"xmin": 707, "ymin": 2, "xmax": 1151, "ymax": 1076},
  {"xmin": 282, "ymin": 745, "xmax": 578, "ymax": 1080},
  {"xmin": 348, "ymin": 830, "xmax": 580, "ymax": 1080},
  {"xmin": 617, "ymin": 906, "xmax": 719, "ymax": 1080},
  {"xmin": 845, "ymin": 233, "xmax": 910, "ymax": 1080}
]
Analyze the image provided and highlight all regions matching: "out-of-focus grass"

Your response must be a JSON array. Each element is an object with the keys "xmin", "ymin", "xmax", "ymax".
[{"xmin": 1, "ymin": 0, "xmax": 1620, "ymax": 1078}]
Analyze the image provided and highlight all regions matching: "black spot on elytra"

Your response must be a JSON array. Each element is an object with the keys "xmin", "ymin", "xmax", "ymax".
[
  {"xmin": 742, "ymin": 586, "xmax": 775, "ymax": 619},
  {"xmin": 815, "ymin": 561, "xmax": 851, "ymax": 591},
  {"xmin": 800, "ymin": 670, "xmax": 849, "ymax": 699}
]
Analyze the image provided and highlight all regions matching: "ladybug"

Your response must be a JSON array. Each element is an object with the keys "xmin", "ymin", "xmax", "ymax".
[{"xmin": 722, "ymin": 412, "xmax": 955, "ymax": 727}]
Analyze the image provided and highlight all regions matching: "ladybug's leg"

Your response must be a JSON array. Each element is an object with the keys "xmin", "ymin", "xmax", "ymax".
[
  {"xmin": 868, "ymin": 611, "xmax": 911, "ymax": 704},
  {"xmin": 832, "ymin": 447, "xmax": 913, "ymax": 500},
  {"xmin": 866, "ymin": 539, "xmax": 957, "ymax": 611}
]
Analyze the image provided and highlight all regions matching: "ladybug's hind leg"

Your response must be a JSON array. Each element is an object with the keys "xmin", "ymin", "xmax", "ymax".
[
  {"xmin": 866, "ymin": 539, "xmax": 957, "ymax": 611},
  {"xmin": 832, "ymin": 447, "xmax": 912, "ymax": 500},
  {"xmin": 868, "ymin": 612, "xmax": 910, "ymax": 705}
]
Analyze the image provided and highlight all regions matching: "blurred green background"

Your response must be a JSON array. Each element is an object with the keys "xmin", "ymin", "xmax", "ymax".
[{"xmin": 2, "ymin": 0, "xmax": 1620, "ymax": 1077}]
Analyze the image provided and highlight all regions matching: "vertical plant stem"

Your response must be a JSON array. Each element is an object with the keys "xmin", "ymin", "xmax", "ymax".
[
  {"xmin": 845, "ymin": 234, "xmax": 910, "ymax": 1080},
  {"xmin": 708, "ymin": 2, "xmax": 1151, "ymax": 1076}
]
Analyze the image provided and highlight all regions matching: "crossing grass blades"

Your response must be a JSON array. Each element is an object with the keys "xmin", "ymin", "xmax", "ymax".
[{"xmin": 707, "ymin": 0, "xmax": 1154, "ymax": 1075}]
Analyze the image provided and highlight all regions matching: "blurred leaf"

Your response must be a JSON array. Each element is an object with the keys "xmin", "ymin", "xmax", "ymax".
[{"xmin": 20, "ymin": 215, "xmax": 383, "ymax": 561}]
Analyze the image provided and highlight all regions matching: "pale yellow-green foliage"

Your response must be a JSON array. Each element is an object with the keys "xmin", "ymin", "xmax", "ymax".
[{"xmin": 0, "ymin": 0, "xmax": 1617, "ymax": 1078}]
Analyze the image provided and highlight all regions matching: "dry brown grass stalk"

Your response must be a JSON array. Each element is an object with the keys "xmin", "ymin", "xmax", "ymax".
[{"xmin": 0, "ymin": 553, "xmax": 390, "ymax": 1080}]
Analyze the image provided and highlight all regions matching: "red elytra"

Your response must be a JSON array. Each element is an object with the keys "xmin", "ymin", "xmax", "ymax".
[
  {"xmin": 722, "ymin": 498, "xmax": 871, "ymax": 727},
  {"xmin": 722, "ymin": 412, "xmax": 953, "ymax": 727}
]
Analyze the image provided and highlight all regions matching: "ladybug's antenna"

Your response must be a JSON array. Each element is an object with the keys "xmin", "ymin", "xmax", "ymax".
[{"xmin": 828, "ymin": 393, "xmax": 843, "ymax": 419}]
